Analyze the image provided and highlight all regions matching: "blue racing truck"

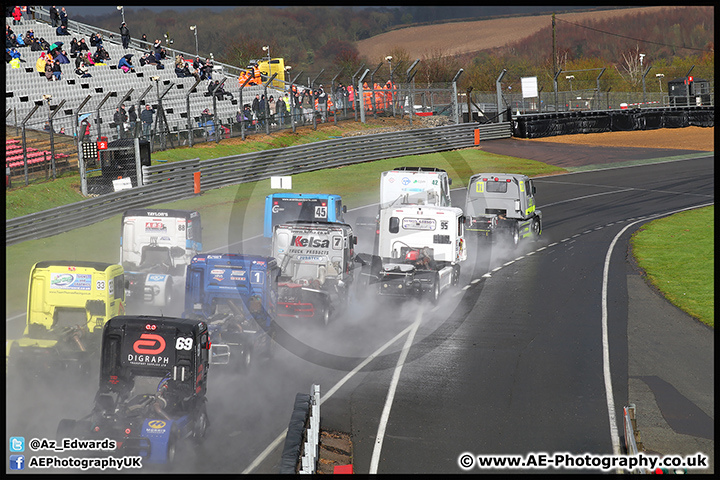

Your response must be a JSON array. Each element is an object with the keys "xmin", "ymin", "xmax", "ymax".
[
  {"xmin": 264, "ymin": 193, "xmax": 346, "ymax": 238},
  {"xmin": 183, "ymin": 254, "xmax": 280, "ymax": 369}
]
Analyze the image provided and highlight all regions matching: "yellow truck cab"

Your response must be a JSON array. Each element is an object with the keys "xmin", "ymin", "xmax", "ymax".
[
  {"xmin": 7, "ymin": 260, "xmax": 125, "ymax": 374},
  {"xmin": 256, "ymin": 57, "xmax": 285, "ymax": 88}
]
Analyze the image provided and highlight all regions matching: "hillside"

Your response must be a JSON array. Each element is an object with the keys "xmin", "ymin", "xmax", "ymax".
[{"xmin": 355, "ymin": 6, "xmax": 696, "ymax": 62}]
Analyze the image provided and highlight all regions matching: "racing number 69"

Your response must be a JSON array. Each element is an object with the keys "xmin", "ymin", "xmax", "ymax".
[{"xmin": 176, "ymin": 337, "xmax": 193, "ymax": 350}]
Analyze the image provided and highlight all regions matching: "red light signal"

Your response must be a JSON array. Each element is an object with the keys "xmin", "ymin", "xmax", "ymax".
[{"xmin": 688, "ymin": 76, "xmax": 693, "ymax": 82}]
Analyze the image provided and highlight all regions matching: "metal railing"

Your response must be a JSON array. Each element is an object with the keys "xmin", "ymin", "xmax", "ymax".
[{"xmin": 6, "ymin": 122, "xmax": 512, "ymax": 246}]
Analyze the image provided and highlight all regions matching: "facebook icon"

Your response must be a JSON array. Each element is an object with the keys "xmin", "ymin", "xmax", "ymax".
[{"xmin": 10, "ymin": 454, "xmax": 25, "ymax": 470}]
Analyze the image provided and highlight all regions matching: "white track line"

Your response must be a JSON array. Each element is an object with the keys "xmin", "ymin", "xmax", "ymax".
[
  {"xmin": 600, "ymin": 202, "xmax": 713, "ymax": 462},
  {"xmin": 369, "ymin": 311, "xmax": 422, "ymax": 474},
  {"xmin": 242, "ymin": 319, "xmax": 419, "ymax": 474}
]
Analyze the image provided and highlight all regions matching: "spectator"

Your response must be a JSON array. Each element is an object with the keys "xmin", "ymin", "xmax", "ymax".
[
  {"xmin": 276, "ymin": 94, "xmax": 286, "ymax": 126},
  {"xmin": 140, "ymin": 104, "xmax": 154, "ymax": 138},
  {"xmin": 128, "ymin": 105, "xmax": 137, "ymax": 137},
  {"xmin": 29, "ymin": 36, "xmax": 42, "ymax": 52},
  {"xmin": 268, "ymin": 95, "xmax": 276, "ymax": 126},
  {"xmin": 139, "ymin": 51, "xmax": 153, "ymax": 67},
  {"xmin": 258, "ymin": 94, "xmax": 266, "ymax": 127},
  {"xmin": 52, "ymin": 57, "xmax": 62, "ymax": 80},
  {"xmin": 174, "ymin": 55, "xmax": 191, "ymax": 77},
  {"xmin": 93, "ymin": 45, "xmax": 109, "ymax": 64},
  {"xmin": 54, "ymin": 49, "xmax": 70, "ymax": 64},
  {"xmin": 56, "ymin": 25, "xmax": 70, "ymax": 36},
  {"xmin": 12, "ymin": 6, "xmax": 22, "ymax": 25},
  {"xmin": 44, "ymin": 121, "xmax": 53, "ymax": 132},
  {"xmin": 118, "ymin": 54, "xmax": 135, "ymax": 73},
  {"xmin": 24, "ymin": 28, "xmax": 34, "ymax": 41},
  {"xmin": 301, "ymin": 88, "xmax": 314, "ymax": 124},
  {"xmin": 251, "ymin": 94, "xmax": 260, "ymax": 124},
  {"xmin": 335, "ymin": 82, "xmax": 347, "ymax": 110},
  {"xmin": 6, "ymin": 33, "xmax": 19, "ymax": 48},
  {"xmin": 83, "ymin": 50, "xmax": 94, "ymax": 66},
  {"xmin": 80, "ymin": 118, "xmax": 90, "ymax": 141},
  {"xmin": 119, "ymin": 22, "xmax": 130, "ymax": 49},
  {"xmin": 44, "ymin": 57, "xmax": 54, "ymax": 81},
  {"xmin": 69, "ymin": 37, "xmax": 79, "ymax": 56},
  {"xmin": 77, "ymin": 38, "xmax": 89, "ymax": 54},
  {"xmin": 59, "ymin": 7, "xmax": 68, "ymax": 28},
  {"xmin": 89, "ymin": 33, "xmax": 102, "ymax": 48},
  {"xmin": 316, "ymin": 85, "xmax": 328, "ymax": 123},
  {"xmin": 35, "ymin": 51, "xmax": 47, "ymax": 73},
  {"xmin": 50, "ymin": 6, "xmax": 60, "ymax": 28},
  {"xmin": 59, "ymin": 127, "xmax": 66, "ymax": 135},
  {"xmin": 75, "ymin": 62, "xmax": 90, "ymax": 78},
  {"xmin": 113, "ymin": 106, "xmax": 127, "ymax": 138},
  {"xmin": 15, "ymin": 32, "xmax": 26, "ymax": 47},
  {"xmin": 292, "ymin": 87, "xmax": 302, "ymax": 124}
]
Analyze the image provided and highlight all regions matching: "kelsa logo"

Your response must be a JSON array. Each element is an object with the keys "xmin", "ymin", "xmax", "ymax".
[
  {"xmin": 133, "ymin": 333, "xmax": 166, "ymax": 355},
  {"xmin": 291, "ymin": 236, "xmax": 330, "ymax": 248},
  {"xmin": 147, "ymin": 420, "xmax": 166, "ymax": 429}
]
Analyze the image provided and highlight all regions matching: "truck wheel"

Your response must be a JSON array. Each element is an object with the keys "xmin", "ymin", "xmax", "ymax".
[
  {"xmin": 319, "ymin": 305, "xmax": 330, "ymax": 327},
  {"xmin": 531, "ymin": 217, "xmax": 541, "ymax": 239},
  {"xmin": 431, "ymin": 274, "xmax": 441, "ymax": 304},
  {"xmin": 166, "ymin": 425, "xmax": 179, "ymax": 463},
  {"xmin": 192, "ymin": 404, "xmax": 208, "ymax": 444},
  {"xmin": 451, "ymin": 265, "xmax": 461, "ymax": 286},
  {"xmin": 239, "ymin": 345, "xmax": 252, "ymax": 372},
  {"xmin": 510, "ymin": 223, "xmax": 520, "ymax": 248},
  {"xmin": 164, "ymin": 278, "xmax": 173, "ymax": 306}
]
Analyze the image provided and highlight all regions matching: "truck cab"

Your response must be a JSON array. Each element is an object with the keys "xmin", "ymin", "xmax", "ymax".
[
  {"xmin": 264, "ymin": 193, "xmax": 346, "ymax": 238},
  {"xmin": 464, "ymin": 173, "xmax": 542, "ymax": 246},
  {"xmin": 360, "ymin": 205, "xmax": 466, "ymax": 303},
  {"xmin": 121, "ymin": 208, "xmax": 202, "ymax": 309},
  {"xmin": 7, "ymin": 260, "xmax": 125, "ymax": 375},
  {"xmin": 272, "ymin": 221, "xmax": 356, "ymax": 325},
  {"xmin": 183, "ymin": 254, "xmax": 280, "ymax": 368},
  {"xmin": 57, "ymin": 315, "xmax": 229, "ymax": 464},
  {"xmin": 380, "ymin": 167, "xmax": 452, "ymax": 209}
]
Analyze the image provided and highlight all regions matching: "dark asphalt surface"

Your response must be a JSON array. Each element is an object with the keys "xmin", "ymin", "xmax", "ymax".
[
  {"xmin": 5, "ymin": 139, "xmax": 713, "ymax": 474},
  {"xmin": 325, "ymin": 141, "xmax": 714, "ymax": 474}
]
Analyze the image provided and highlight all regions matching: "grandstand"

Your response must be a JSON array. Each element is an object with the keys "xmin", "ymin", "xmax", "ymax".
[{"xmin": 6, "ymin": 7, "xmax": 284, "ymax": 146}]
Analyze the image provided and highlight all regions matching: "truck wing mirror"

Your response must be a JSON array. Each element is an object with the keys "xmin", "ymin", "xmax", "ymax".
[
  {"xmin": 209, "ymin": 344, "xmax": 231, "ymax": 364},
  {"xmin": 342, "ymin": 205, "xmax": 347, "ymax": 213}
]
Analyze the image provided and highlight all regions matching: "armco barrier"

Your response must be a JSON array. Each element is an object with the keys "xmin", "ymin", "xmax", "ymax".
[
  {"xmin": 6, "ymin": 122, "xmax": 511, "ymax": 246},
  {"xmin": 513, "ymin": 106, "xmax": 714, "ymax": 138}
]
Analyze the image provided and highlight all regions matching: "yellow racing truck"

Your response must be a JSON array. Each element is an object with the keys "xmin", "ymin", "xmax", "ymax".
[{"xmin": 6, "ymin": 261, "xmax": 125, "ymax": 377}]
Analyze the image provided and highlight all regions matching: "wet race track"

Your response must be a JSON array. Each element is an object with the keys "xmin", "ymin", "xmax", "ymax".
[{"xmin": 6, "ymin": 153, "xmax": 714, "ymax": 474}]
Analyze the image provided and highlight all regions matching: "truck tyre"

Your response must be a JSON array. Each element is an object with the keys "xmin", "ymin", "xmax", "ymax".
[
  {"xmin": 430, "ymin": 274, "xmax": 441, "ymax": 304},
  {"xmin": 164, "ymin": 277, "xmax": 173, "ymax": 306},
  {"xmin": 166, "ymin": 424, "xmax": 179, "ymax": 463},
  {"xmin": 531, "ymin": 216, "xmax": 541, "ymax": 239},
  {"xmin": 239, "ymin": 345, "xmax": 252, "ymax": 372},
  {"xmin": 192, "ymin": 404, "xmax": 208, "ymax": 444},
  {"xmin": 451, "ymin": 264, "xmax": 461, "ymax": 286},
  {"xmin": 510, "ymin": 223, "xmax": 520, "ymax": 248},
  {"xmin": 319, "ymin": 305, "xmax": 330, "ymax": 327}
]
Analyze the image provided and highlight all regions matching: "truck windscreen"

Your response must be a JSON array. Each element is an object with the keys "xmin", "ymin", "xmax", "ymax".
[{"xmin": 272, "ymin": 198, "xmax": 328, "ymax": 225}]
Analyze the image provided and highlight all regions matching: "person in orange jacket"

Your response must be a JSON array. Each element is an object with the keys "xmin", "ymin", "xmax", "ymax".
[
  {"xmin": 362, "ymin": 82, "xmax": 372, "ymax": 111},
  {"xmin": 374, "ymin": 82, "xmax": 385, "ymax": 110}
]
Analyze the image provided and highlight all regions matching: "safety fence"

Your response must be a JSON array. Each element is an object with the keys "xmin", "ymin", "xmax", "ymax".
[
  {"xmin": 6, "ymin": 122, "xmax": 512, "ymax": 246},
  {"xmin": 513, "ymin": 105, "xmax": 714, "ymax": 138},
  {"xmin": 623, "ymin": 404, "xmax": 646, "ymax": 474},
  {"xmin": 279, "ymin": 384, "xmax": 320, "ymax": 474}
]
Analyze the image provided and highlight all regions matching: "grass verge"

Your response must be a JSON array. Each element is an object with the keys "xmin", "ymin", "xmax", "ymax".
[{"xmin": 630, "ymin": 205, "xmax": 714, "ymax": 327}]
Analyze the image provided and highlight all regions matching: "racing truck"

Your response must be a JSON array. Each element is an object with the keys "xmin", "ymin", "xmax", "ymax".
[
  {"xmin": 356, "ymin": 205, "xmax": 467, "ymax": 304},
  {"xmin": 183, "ymin": 253, "xmax": 280, "ymax": 370},
  {"xmin": 264, "ymin": 193, "xmax": 346, "ymax": 239},
  {"xmin": 6, "ymin": 261, "xmax": 125, "ymax": 378},
  {"xmin": 272, "ymin": 221, "xmax": 356, "ymax": 326},
  {"xmin": 56, "ymin": 315, "xmax": 230, "ymax": 465},
  {"xmin": 464, "ymin": 173, "xmax": 542, "ymax": 247},
  {"xmin": 356, "ymin": 167, "xmax": 453, "ymax": 254},
  {"xmin": 120, "ymin": 208, "xmax": 202, "ymax": 313}
]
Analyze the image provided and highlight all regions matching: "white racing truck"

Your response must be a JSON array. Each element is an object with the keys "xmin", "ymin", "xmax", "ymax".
[
  {"xmin": 464, "ymin": 173, "xmax": 542, "ymax": 247},
  {"xmin": 272, "ymin": 221, "xmax": 356, "ymax": 325},
  {"xmin": 355, "ymin": 167, "xmax": 453, "ymax": 254},
  {"xmin": 120, "ymin": 209, "xmax": 202, "ymax": 311},
  {"xmin": 356, "ymin": 205, "xmax": 467, "ymax": 304}
]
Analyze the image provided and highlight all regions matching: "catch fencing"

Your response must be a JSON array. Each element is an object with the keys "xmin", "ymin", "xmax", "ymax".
[{"xmin": 6, "ymin": 122, "xmax": 512, "ymax": 246}]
